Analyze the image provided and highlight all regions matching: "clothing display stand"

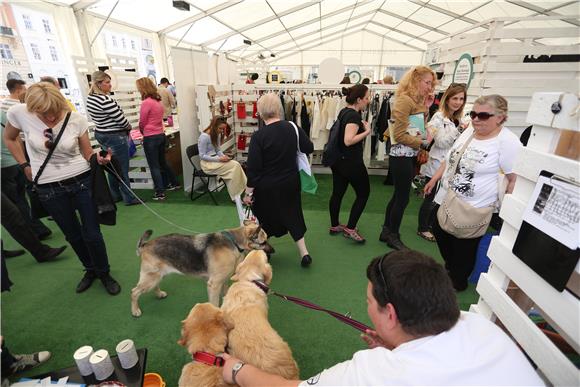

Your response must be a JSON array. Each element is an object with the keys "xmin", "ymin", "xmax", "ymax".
[{"xmin": 469, "ymin": 92, "xmax": 580, "ymax": 385}]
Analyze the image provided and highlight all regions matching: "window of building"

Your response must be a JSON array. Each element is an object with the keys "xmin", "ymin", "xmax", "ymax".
[
  {"xmin": 23, "ymin": 15, "xmax": 33, "ymax": 30},
  {"xmin": 112, "ymin": 35, "xmax": 117, "ymax": 47},
  {"xmin": 0, "ymin": 43, "xmax": 14, "ymax": 59},
  {"xmin": 30, "ymin": 43, "xmax": 41, "ymax": 60},
  {"xmin": 121, "ymin": 37, "xmax": 126, "ymax": 49},
  {"xmin": 130, "ymin": 40, "xmax": 136, "ymax": 50},
  {"xmin": 49, "ymin": 45, "xmax": 58, "ymax": 61},
  {"xmin": 42, "ymin": 19, "xmax": 52, "ymax": 33}
]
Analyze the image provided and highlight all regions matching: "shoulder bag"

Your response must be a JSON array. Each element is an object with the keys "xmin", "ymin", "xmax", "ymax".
[
  {"xmin": 436, "ymin": 134, "xmax": 494, "ymax": 239},
  {"xmin": 290, "ymin": 121, "xmax": 317, "ymax": 195},
  {"xmin": 29, "ymin": 112, "xmax": 71, "ymax": 218}
]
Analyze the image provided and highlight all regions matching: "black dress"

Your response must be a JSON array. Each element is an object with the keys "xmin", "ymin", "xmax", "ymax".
[{"xmin": 246, "ymin": 120, "xmax": 314, "ymax": 241}]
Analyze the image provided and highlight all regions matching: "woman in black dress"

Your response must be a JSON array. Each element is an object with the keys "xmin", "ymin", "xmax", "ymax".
[{"xmin": 243, "ymin": 93, "xmax": 314, "ymax": 267}]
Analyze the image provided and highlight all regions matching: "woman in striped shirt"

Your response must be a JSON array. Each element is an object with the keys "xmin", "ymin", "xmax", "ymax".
[{"xmin": 86, "ymin": 71, "xmax": 138, "ymax": 205}]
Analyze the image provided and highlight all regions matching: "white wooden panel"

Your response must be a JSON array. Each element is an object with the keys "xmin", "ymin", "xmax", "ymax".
[
  {"xmin": 499, "ymin": 27, "xmax": 579, "ymax": 39},
  {"xmin": 477, "ymin": 274, "xmax": 579, "ymax": 385},
  {"xmin": 475, "ymin": 62, "xmax": 579, "ymax": 73},
  {"xmin": 514, "ymin": 147, "xmax": 580, "ymax": 184},
  {"xmin": 527, "ymin": 93, "xmax": 580, "ymax": 132}
]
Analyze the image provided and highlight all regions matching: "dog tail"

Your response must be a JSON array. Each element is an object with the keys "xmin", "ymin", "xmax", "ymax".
[{"xmin": 136, "ymin": 230, "xmax": 153, "ymax": 256}]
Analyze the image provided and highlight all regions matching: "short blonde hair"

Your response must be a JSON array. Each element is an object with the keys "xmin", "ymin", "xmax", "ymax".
[
  {"xmin": 25, "ymin": 82, "xmax": 70, "ymax": 115},
  {"xmin": 397, "ymin": 65, "xmax": 436, "ymax": 101},
  {"xmin": 257, "ymin": 93, "xmax": 282, "ymax": 120},
  {"xmin": 383, "ymin": 75, "xmax": 394, "ymax": 84},
  {"xmin": 89, "ymin": 71, "xmax": 111, "ymax": 95},
  {"xmin": 474, "ymin": 94, "xmax": 509, "ymax": 124}
]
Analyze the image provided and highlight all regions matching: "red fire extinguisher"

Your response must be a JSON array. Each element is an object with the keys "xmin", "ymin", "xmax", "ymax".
[{"xmin": 237, "ymin": 131, "xmax": 247, "ymax": 150}]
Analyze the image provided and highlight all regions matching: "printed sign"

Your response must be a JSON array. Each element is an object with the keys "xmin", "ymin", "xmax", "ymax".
[{"xmin": 452, "ymin": 53, "xmax": 474, "ymax": 89}]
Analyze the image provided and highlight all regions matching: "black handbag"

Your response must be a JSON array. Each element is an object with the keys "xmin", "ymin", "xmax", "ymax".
[{"xmin": 29, "ymin": 112, "xmax": 71, "ymax": 218}]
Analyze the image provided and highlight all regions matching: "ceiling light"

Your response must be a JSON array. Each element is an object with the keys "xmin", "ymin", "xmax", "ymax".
[
  {"xmin": 243, "ymin": 39, "xmax": 252, "ymax": 45},
  {"xmin": 172, "ymin": 1, "xmax": 190, "ymax": 11}
]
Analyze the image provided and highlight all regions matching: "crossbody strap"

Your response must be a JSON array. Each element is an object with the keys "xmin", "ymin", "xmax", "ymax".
[
  {"xmin": 33, "ymin": 112, "xmax": 71, "ymax": 185},
  {"xmin": 447, "ymin": 133, "xmax": 474, "ymax": 186},
  {"xmin": 289, "ymin": 121, "xmax": 301, "ymax": 153}
]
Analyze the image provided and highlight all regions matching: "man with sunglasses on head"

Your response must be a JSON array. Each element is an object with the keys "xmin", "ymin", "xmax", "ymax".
[{"xmin": 219, "ymin": 250, "xmax": 542, "ymax": 386}]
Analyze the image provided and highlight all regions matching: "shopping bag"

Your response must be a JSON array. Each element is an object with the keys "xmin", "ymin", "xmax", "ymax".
[{"xmin": 290, "ymin": 122, "xmax": 317, "ymax": 194}]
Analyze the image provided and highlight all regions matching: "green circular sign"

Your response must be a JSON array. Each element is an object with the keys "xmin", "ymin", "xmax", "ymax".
[
  {"xmin": 452, "ymin": 53, "xmax": 474, "ymax": 89},
  {"xmin": 348, "ymin": 70, "xmax": 362, "ymax": 84}
]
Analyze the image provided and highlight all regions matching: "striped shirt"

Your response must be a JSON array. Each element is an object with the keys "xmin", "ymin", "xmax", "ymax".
[{"xmin": 86, "ymin": 93, "xmax": 130, "ymax": 133}]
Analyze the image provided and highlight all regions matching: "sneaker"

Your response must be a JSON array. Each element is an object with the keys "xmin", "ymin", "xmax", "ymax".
[
  {"xmin": 152, "ymin": 193, "xmax": 166, "ymax": 201},
  {"xmin": 166, "ymin": 184, "xmax": 182, "ymax": 191},
  {"xmin": 36, "ymin": 245, "xmax": 67, "ymax": 263},
  {"xmin": 9, "ymin": 351, "xmax": 51, "ymax": 375},
  {"xmin": 99, "ymin": 273, "xmax": 121, "ymax": 295},
  {"xmin": 76, "ymin": 271, "xmax": 97, "ymax": 293},
  {"xmin": 329, "ymin": 224, "xmax": 345, "ymax": 235},
  {"xmin": 300, "ymin": 254, "xmax": 312, "ymax": 268},
  {"xmin": 343, "ymin": 227, "xmax": 366, "ymax": 243}
]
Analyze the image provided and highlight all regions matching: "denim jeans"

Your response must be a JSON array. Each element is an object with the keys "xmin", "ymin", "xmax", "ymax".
[
  {"xmin": 142, "ymin": 134, "xmax": 178, "ymax": 194},
  {"xmin": 94, "ymin": 132, "xmax": 135, "ymax": 204},
  {"xmin": 1, "ymin": 165, "xmax": 51, "ymax": 236},
  {"xmin": 36, "ymin": 174, "xmax": 111, "ymax": 274}
]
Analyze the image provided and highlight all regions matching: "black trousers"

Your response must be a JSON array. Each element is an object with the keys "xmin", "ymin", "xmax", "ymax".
[
  {"xmin": 432, "ymin": 206, "xmax": 482, "ymax": 291},
  {"xmin": 383, "ymin": 156, "xmax": 415, "ymax": 234},
  {"xmin": 417, "ymin": 175, "xmax": 436, "ymax": 232},
  {"xmin": 1, "ymin": 341, "xmax": 16, "ymax": 376},
  {"xmin": 329, "ymin": 158, "xmax": 370, "ymax": 229}
]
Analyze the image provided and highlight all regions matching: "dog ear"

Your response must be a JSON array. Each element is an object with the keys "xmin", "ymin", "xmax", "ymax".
[{"xmin": 252, "ymin": 225, "xmax": 262, "ymax": 237}]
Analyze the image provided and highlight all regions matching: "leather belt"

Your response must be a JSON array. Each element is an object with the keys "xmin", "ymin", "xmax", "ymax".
[{"xmin": 37, "ymin": 170, "xmax": 91, "ymax": 188}]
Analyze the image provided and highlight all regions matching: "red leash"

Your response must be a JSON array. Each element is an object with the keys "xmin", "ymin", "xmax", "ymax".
[{"xmin": 253, "ymin": 280, "xmax": 371, "ymax": 333}]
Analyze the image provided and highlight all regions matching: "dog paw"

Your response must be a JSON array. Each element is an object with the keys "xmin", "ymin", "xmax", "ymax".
[
  {"xmin": 157, "ymin": 291, "xmax": 168, "ymax": 299},
  {"xmin": 131, "ymin": 309, "xmax": 142, "ymax": 317}
]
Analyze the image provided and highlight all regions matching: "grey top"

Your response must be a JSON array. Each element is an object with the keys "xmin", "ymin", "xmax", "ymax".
[{"xmin": 198, "ymin": 132, "xmax": 224, "ymax": 162}]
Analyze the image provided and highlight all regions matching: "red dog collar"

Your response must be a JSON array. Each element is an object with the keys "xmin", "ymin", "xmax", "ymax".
[{"xmin": 193, "ymin": 351, "xmax": 225, "ymax": 367}]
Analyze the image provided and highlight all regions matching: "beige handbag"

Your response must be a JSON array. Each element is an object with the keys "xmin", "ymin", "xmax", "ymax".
[{"xmin": 437, "ymin": 135, "xmax": 494, "ymax": 239}]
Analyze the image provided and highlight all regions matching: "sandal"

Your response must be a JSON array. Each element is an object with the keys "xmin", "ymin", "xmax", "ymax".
[
  {"xmin": 329, "ymin": 224, "xmax": 345, "ymax": 235},
  {"xmin": 343, "ymin": 227, "xmax": 366, "ymax": 243},
  {"xmin": 417, "ymin": 231, "xmax": 436, "ymax": 242}
]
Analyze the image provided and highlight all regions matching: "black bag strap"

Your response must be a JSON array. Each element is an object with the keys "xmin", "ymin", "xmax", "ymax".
[{"xmin": 33, "ymin": 112, "xmax": 71, "ymax": 185}]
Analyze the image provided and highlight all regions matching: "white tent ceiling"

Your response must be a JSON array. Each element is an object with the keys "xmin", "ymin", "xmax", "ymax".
[{"xmin": 50, "ymin": 0, "xmax": 579, "ymax": 64}]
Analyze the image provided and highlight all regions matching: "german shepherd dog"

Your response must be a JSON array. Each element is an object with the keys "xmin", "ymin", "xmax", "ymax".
[{"xmin": 131, "ymin": 221, "xmax": 268, "ymax": 317}]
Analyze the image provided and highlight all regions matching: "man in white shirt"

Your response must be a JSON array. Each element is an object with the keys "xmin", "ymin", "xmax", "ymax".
[{"xmin": 220, "ymin": 250, "xmax": 544, "ymax": 386}]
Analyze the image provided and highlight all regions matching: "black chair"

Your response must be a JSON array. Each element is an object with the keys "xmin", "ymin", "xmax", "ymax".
[{"xmin": 186, "ymin": 144, "xmax": 224, "ymax": 205}]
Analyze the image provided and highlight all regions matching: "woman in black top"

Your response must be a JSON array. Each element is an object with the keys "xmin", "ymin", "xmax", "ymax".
[
  {"xmin": 328, "ymin": 84, "xmax": 371, "ymax": 243},
  {"xmin": 244, "ymin": 93, "xmax": 314, "ymax": 267}
]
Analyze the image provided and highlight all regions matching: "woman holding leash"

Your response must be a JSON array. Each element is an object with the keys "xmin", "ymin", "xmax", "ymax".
[
  {"xmin": 244, "ymin": 93, "xmax": 314, "ymax": 267},
  {"xmin": 199, "ymin": 116, "xmax": 247, "ymax": 224}
]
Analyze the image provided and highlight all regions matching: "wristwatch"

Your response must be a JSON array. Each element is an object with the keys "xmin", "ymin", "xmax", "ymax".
[
  {"xmin": 232, "ymin": 361, "xmax": 245, "ymax": 384},
  {"xmin": 18, "ymin": 162, "xmax": 30, "ymax": 169}
]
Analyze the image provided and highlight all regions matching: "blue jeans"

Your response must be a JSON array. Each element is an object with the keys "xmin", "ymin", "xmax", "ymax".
[
  {"xmin": 94, "ymin": 132, "xmax": 135, "ymax": 204},
  {"xmin": 142, "ymin": 134, "xmax": 178, "ymax": 194},
  {"xmin": 36, "ymin": 174, "xmax": 111, "ymax": 274}
]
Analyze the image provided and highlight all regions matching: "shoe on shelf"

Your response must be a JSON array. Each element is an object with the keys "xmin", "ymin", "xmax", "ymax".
[
  {"xmin": 76, "ymin": 271, "xmax": 97, "ymax": 293},
  {"xmin": 37, "ymin": 230, "xmax": 52, "ymax": 240},
  {"xmin": 36, "ymin": 245, "xmax": 67, "ymax": 263},
  {"xmin": 8, "ymin": 351, "xmax": 51, "ymax": 375},
  {"xmin": 152, "ymin": 193, "xmax": 166, "ymax": 201},
  {"xmin": 166, "ymin": 184, "xmax": 182, "ymax": 191},
  {"xmin": 300, "ymin": 254, "xmax": 312, "ymax": 268},
  {"xmin": 343, "ymin": 227, "xmax": 366, "ymax": 243},
  {"xmin": 2, "ymin": 249, "xmax": 25, "ymax": 258},
  {"xmin": 99, "ymin": 272, "xmax": 121, "ymax": 295},
  {"xmin": 329, "ymin": 224, "xmax": 345, "ymax": 235}
]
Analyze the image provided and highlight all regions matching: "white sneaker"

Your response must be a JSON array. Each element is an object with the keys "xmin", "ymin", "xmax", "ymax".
[{"xmin": 9, "ymin": 351, "xmax": 51, "ymax": 374}]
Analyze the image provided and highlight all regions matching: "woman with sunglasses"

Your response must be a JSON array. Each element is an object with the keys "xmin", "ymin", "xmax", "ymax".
[
  {"xmin": 3, "ymin": 82, "xmax": 121, "ymax": 295},
  {"xmin": 425, "ymin": 94, "xmax": 522, "ymax": 291},
  {"xmin": 380, "ymin": 65, "xmax": 436, "ymax": 250},
  {"xmin": 417, "ymin": 83, "xmax": 468, "ymax": 242}
]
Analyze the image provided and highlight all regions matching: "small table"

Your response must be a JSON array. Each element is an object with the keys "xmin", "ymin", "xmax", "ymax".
[{"xmin": 31, "ymin": 348, "xmax": 147, "ymax": 387}]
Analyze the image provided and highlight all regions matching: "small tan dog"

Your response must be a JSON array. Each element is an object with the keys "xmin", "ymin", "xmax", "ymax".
[
  {"xmin": 221, "ymin": 250, "xmax": 299, "ymax": 379},
  {"xmin": 131, "ymin": 221, "xmax": 268, "ymax": 317},
  {"xmin": 178, "ymin": 303, "xmax": 230, "ymax": 387}
]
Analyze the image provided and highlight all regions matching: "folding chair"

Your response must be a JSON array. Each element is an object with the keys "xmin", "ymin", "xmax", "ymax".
[{"xmin": 186, "ymin": 144, "xmax": 224, "ymax": 205}]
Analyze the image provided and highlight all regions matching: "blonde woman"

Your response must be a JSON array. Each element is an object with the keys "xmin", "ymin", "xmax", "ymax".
[
  {"xmin": 199, "ymin": 116, "xmax": 247, "ymax": 224},
  {"xmin": 380, "ymin": 65, "xmax": 436, "ymax": 250},
  {"xmin": 86, "ymin": 70, "xmax": 137, "ymax": 205},
  {"xmin": 136, "ymin": 77, "xmax": 180, "ymax": 201},
  {"xmin": 4, "ymin": 82, "xmax": 121, "ymax": 295}
]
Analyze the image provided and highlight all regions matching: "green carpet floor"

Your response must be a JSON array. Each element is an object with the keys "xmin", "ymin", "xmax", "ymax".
[{"xmin": 2, "ymin": 174, "xmax": 479, "ymax": 385}]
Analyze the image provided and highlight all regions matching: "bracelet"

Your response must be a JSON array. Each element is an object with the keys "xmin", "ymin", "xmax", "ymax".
[{"xmin": 19, "ymin": 162, "xmax": 30, "ymax": 169}]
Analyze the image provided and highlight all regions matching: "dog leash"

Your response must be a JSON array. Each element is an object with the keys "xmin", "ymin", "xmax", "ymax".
[{"xmin": 253, "ymin": 280, "xmax": 371, "ymax": 333}]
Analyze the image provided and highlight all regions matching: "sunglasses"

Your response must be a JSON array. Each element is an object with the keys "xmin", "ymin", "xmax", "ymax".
[
  {"xmin": 377, "ymin": 255, "xmax": 393, "ymax": 305},
  {"xmin": 469, "ymin": 111, "xmax": 495, "ymax": 120},
  {"xmin": 43, "ymin": 128, "xmax": 54, "ymax": 149}
]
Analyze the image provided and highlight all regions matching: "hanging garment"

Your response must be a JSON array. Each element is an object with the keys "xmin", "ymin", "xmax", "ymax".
[
  {"xmin": 374, "ymin": 95, "xmax": 391, "ymax": 140},
  {"xmin": 325, "ymin": 97, "xmax": 338, "ymax": 129},
  {"xmin": 291, "ymin": 97, "xmax": 298, "ymax": 124},
  {"xmin": 310, "ymin": 97, "xmax": 321, "ymax": 139},
  {"xmin": 237, "ymin": 131, "xmax": 247, "ymax": 150},
  {"xmin": 280, "ymin": 93, "xmax": 286, "ymax": 118},
  {"xmin": 300, "ymin": 98, "xmax": 310, "ymax": 136},
  {"xmin": 237, "ymin": 102, "xmax": 247, "ymax": 119}
]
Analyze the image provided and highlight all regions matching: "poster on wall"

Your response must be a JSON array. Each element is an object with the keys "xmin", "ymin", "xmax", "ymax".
[
  {"xmin": 141, "ymin": 38, "xmax": 156, "ymax": 83},
  {"xmin": 452, "ymin": 53, "xmax": 474, "ymax": 89}
]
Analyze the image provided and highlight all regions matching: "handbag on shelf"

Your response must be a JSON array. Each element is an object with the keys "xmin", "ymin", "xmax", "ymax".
[
  {"xmin": 436, "ymin": 134, "xmax": 494, "ymax": 239},
  {"xmin": 290, "ymin": 121, "xmax": 317, "ymax": 195},
  {"xmin": 29, "ymin": 112, "xmax": 72, "ymax": 219}
]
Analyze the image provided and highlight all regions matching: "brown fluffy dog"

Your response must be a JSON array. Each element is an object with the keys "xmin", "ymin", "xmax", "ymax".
[
  {"xmin": 178, "ymin": 303, "xmax": 229, "ymax": 387},
  {"xmin": 221, "ymin": 250, "xmax": 299, "ymax": 379},
  {"xmin": 131, "ymin": 221, "xmax": 268, "ymax": 317}
]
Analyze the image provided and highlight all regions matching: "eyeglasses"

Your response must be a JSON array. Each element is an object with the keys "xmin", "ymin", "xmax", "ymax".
[
  {"xmin": 469, "ymin": 111, "xmax": 495, "ymax": 120},
  {"xmin": 43, "ymin": 128, "xmax": 54, "ymax": 149},
  {"xmin": 377, "ymin": 255, "xmax": 390, "ymax": 300}
]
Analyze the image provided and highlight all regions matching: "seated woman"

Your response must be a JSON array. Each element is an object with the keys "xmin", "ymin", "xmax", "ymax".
[{"xmin": 199, "ymin": 116, "xmax": 247, "ymax": 224}]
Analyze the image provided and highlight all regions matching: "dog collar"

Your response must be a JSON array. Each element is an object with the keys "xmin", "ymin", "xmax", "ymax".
[
  {"xmin": 253, "ymin": 280, "xmax": 269, "ymax": 294},
  {"xmin": 221, "ymin": 231, "xmax": 245, "ymax": 253},
  {"xmin": 192, "ymin": 351, "xmax": 225, "ymax": 367}
]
